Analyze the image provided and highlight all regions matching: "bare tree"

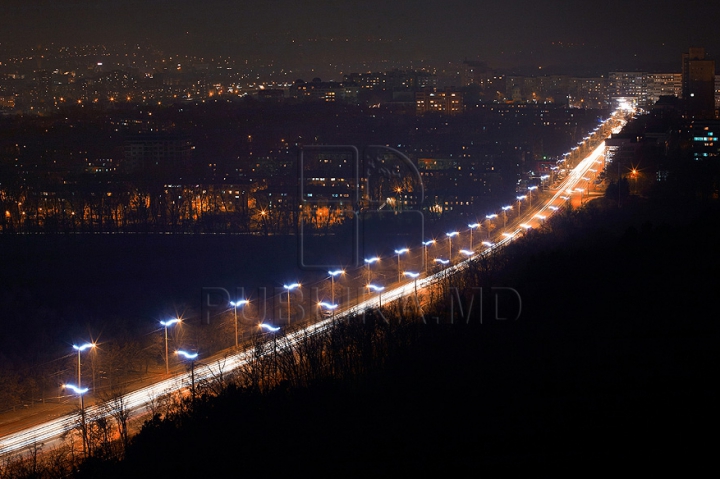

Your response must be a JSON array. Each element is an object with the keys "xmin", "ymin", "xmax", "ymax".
[{"xmin": 100, "ymin": 387, "xmax": 132, "ymax": 454}]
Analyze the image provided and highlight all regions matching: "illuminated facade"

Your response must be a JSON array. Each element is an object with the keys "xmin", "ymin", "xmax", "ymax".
[
  {"xmin": 609, "ymin": 71, "xmax": 647, "ymax": 106},
  {"xmin": 415, "ymin": 88, "xmax": 463, "ymax": 115},
  {"xmin": 646, "ymin": 73, "xmax": 682, "ymax": 106}
]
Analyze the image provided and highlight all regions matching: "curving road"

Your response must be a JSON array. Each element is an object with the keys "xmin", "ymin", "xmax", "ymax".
[{"xmin": 0, "ymin": 109, "xmax": 629, "ymax": 459}]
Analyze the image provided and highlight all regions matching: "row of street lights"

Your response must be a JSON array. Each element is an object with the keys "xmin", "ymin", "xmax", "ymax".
[{"xmin": 60, "ymin": 183, "xmax": 549, "ymax": 415}]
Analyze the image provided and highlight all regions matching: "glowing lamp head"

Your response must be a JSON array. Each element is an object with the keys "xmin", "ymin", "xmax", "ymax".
[
  {"xmin": 73, "ymin": 342, "xmax": 95, "ymax": 352},
  {"xmin": 283, "ymin": 283, "xmax": 301, "ymax": 290},
  {"xmin": 63, "ymin": 384, "xmax": 89, "ymax": 395},
  {"xmin": 259, "ymin": 323, "xmax": 281, "ymax": 332},
  {"xmin": 160, "ymin": 318, "xmax": 181, "ymax": 327},
  {"xmin": 176, "ymin": 350, "xmax": 198, "ymax": 360}
]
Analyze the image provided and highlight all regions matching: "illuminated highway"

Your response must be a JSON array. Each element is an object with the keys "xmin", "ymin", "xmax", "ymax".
[{"xmin": 0, "ymin": 108, "xmax": 629, "ymax": 459}]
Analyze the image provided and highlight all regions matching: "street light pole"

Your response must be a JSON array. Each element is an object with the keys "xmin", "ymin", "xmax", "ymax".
[
  {"xmin": 468, "ymin": 224, "xmax": 479, "ymax": 250},
  {"xmin": 63, "ymin": 384, "xmax": 89, "ymax": 455},
  {"xmin": 72, "ymin": 342, "xmax": 95, "ymax": 408},
  {"xmin": 394, "ymin": 248, "xmax": 409, "ymax": 283},
  {"xmin": 176, "ymin": 350, "xmax": 198, "ymax": 400},
  {"xmin": 485, "ymin": 214, "xmax": 497, "ymax": 239},
  {"xmin": 502, "ymin": 206, "xmax": 512, "ymax": 228},
  {"xmin": 446, "ymin": 232, "xmax": 458, "ymax": 263},
  {"xmin": 364, "ymin": 257, "xmax": 380, "ymax": 284},
  {"xmin": 160, "ymin": 319, "xmax": 181, "ymax": 375},
  {"xmin": 403, "ymin": 271, "xmax": 420, "ymax": 303},
  {"xmin": 422, "ymin": 240, "xmax": 435, "ymax": 274},
  {"xmin": 230, "ymin": 300, "xmax": 249, "ymax": 349},
  {"xmin": 366, "ymin": 284, "xmax": 384, "ymax": 308},
  {"xmin": 260, "ymin": 323, "xmax": 280, "ymax": 377},
  {"xmin": 328, "ymin": 270, "xmax": 344, "ymax": 310},
  {"xmin": 283, "ymin": 283, "xmax": 301, "ymax": 325},
  {"xmin": 528, "ymin": 186, "xmax": 538, "ymax": 208}
]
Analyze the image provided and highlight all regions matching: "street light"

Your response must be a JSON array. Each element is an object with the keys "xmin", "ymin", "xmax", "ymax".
[
  {"xmin": 72, "ymin": 342, "xmax": 95, "ymax": 406},
  {"xmin": 484, "ymin": 214, "xmax": 497, "ymax": 239},
  {"xmin": 318, "ymin": 301, "xmax": 338, "ymax": 310},
  {"xmin": 403, "ymin": 271, "xmax": 420, "ymax": 299},
  {"xmin": 527, "ymin": 186, "xmax": 538, "ymax": 207},
  {"xmin": 229, "ymin": 300, "xmax": 249, "ymax": 349},
  {"xmin": 467, "ymin": 224, "xmax": 480, "ymax": 250},
  {"xmin": 175, "ymin": 350, "xmax": 199, "ymax": 399},
  {"xmin": 62, "ymin": 383, "xmax": 89, "ymax": 455},
  {"xmin": 501, "ymin": 206, "xmax": 512, "ymax": 228},
  {"xmin": 364, "ymin": 257, "xmax": 380, "ymax": 283},
  {"xmin": 318, "ymin": 299, "xmax": 338, "ymax": 320},
  {"xmin": 394, "ymin": 248, "xmax": 409, "ymax": 282},
  {"xmin": 259, "ymin": 323, "xmax": 280, "ymax": 376},
  {"xmin": 283, "ymin": 283, "xmax": 301, "ymax": 325},
  {"xmin": 63, "ymin": 383, "xmax": 88, "ymax": 409},
  {"xmin": 318, "ymin": 301, "xmax": 338, "ymax": 320},
  {"xmin": 366, "ymin": 283, "xmax": 385, "ymax": 308},
  {"xmin": 160, "ymin": 319, "xmax": 181, "ymax": 375},
  {"xmin": 434, "ymin": 258, "xmax": 449, "ymax": 265},
  {"xmin": 327, "ymin": 270, "xmax": 344, "ymax": 308},
  {"xmin": 516, "ymin": 195, "xmax": 526, "ymax": 214},
  {"xmin": 446, "ymin": 232, "xmax": 459, "ymax": 262},
  {"xmin": 459, "ymin": 249, "xmax": 473, "ymax": 257},
  {"xmin": 422, "ymin": 240, "xmax": 435, "ymax": 274},
  {"xmin": 482, "ymin": 241, "xmax": 494, "ymax": 248}
]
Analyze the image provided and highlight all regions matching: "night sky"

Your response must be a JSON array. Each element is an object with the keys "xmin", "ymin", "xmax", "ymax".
[{"xmin": 2, "ymin": 0, "xmax": 719, "ymax": 72}]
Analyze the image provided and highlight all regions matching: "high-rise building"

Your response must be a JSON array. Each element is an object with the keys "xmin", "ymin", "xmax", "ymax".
[
  {"xmin": 682, "ymin": 47, "xmax": 716, "ymax": 119},
  {"xmin": 609, "ymin": 71, "xmax": 646, "ymax": 106}
]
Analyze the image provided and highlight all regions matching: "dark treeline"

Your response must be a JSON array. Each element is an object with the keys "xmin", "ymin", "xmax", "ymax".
[{"xmin": 0, "ymin": 100, "xmax": 605, "ymax": 235}]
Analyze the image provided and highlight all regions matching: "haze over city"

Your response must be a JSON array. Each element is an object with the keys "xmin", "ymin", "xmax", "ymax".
[{"xmin": 2, "ymin": 0, "xmax": 719, "ymax": 76}]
